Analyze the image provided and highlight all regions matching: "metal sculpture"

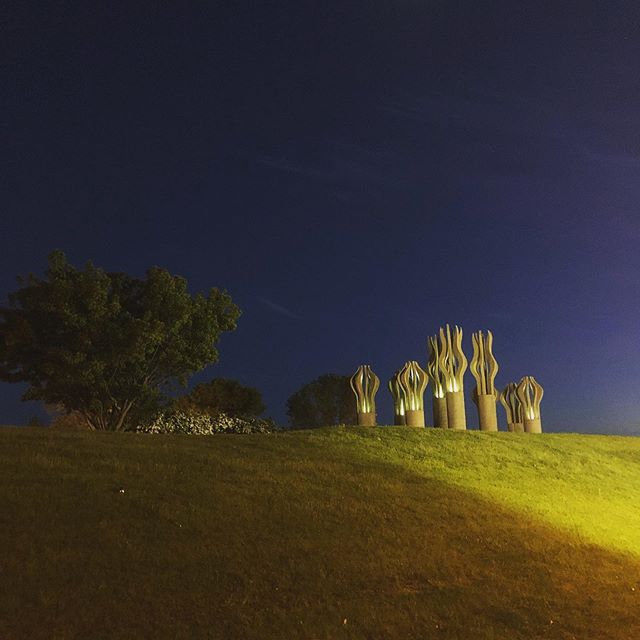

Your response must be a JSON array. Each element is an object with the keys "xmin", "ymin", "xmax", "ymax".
[
  {"xmin": 388, "ymin": 370, "xmax": 406, "ymax": 425},
  {"xmin": 350, "ymin": 365, "xmax": 380, "ymax": 426},
  {"xmin": 516, "ymin": 376, "xmax": 544, "ymax": 433},
  {"xmin": 499, "ymin": 383, "xmax": 524, "ymax": 432},
  {"xmin": 438, "ymin": 324, "xmax": 468, "ymax": 430},
  {"xmin": 470, "ymin": 330, "xmax": 499, "ymax": 431},
  {"xmin": 397, "ymin": 360, "xmax": 429, "ymax": 427},
  {"xmin": 427, "ymin": 335, "xmax": 448, "ymax": 428}
]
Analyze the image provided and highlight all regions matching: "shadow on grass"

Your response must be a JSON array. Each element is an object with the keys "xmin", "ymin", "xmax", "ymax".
[{"xmin": 0, "ymin": 429, "xmax": 638, "ymax": 639}]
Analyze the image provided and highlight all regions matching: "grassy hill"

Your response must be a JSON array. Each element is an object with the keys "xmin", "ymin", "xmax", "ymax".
[{"xmin": 1, "ymin": 426, "xmax": 640, "ymax": 639}]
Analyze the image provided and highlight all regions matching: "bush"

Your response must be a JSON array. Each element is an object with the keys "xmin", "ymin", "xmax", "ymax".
[
  {"xmin": 136, "ymin": 411, "xmax": 277, "ymax": 435},
  {"xmin": 49, "ymin": 410, "xmax": 91, "ymax": 431},
  {"xmin": 174, "ymin": 378, "xmax": 266, "ymax": 418},
  {"xmin": 286, "ymin": 373, "xmax": 356, "ymax": 428}
]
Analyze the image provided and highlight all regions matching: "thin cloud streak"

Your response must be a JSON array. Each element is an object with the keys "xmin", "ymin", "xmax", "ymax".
[
  {"xmin": 257, "ymin": 297, "xmax": 300, "ymax": 319},
  {"xmin": 254, "ymin": 155, "xmax": 331, "ymax": 180},
  {"xmin": 253, "ymin": 144, "xmax": 411, "ymax": 191}
]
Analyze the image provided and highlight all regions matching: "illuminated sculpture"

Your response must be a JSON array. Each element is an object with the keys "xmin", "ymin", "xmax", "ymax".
[
  {"xmin": 397, "ymin": 360, "xmax": 429, "ymax": 427},
  {"xmin": 499, "ymin": 383, "xmax": 524, "ymax": 432},
  {"xmin": 427, "ymin": 335, "xmax": 448, "ymax": 428},
  {"xmin": 350, "ymin": 365, "xmax": 380, "ymax": 426},
  {"xmin": 438, "ymin": 324, "xmax": 467, "ymax": 430},
  {"xmin": 388, "ymin": 370, "xmax": 406, "ymax": 425},
  {"xmin": 470, "ymin": 330, "xmax": 499, "ymax": 431},
  {"xmin": 516, "ymin": 376, "xmax": 544, "ymax": 433}
]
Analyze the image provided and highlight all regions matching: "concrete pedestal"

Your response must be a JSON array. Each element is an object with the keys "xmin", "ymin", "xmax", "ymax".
[
  {"xmin": 432, "ymin": 396, "xmax": 448, "ymax": 429},
  {"xmin": 394, "ymin": 413, "xmax": 406, "ymax": 426},
  {"xmin": 477, "ymin": 394, "xmax": 498, "ymax": 431},
  {"xmin": 446, "ymin": 391, "xmax": 466, "ymax": 430},
  {"xmin": 405, "ymin": 409, "xmax": 425, "ymax": 428},
  {"xmin": 524, "ymin": 417, "xmax": 542, "ymax": 433},
  {"xmin": 357, "ymin": 411, "xmax": 376, "ymax": 427}
]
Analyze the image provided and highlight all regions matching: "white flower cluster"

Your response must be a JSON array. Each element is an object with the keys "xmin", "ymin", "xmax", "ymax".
[{"xmin": 136, "ymin": 411, "xmax": 276, "ymax": 435}]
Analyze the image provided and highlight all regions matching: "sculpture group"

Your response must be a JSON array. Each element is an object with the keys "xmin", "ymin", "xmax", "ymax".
[{"xmin": 350, "ymin": 325, "xmax": 544, "ymax": 432}]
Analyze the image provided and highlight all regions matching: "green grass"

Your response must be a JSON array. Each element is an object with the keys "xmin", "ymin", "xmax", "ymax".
[{"xmin": 1, "ymin": 426, "xmax": 640, "ymax": 639}]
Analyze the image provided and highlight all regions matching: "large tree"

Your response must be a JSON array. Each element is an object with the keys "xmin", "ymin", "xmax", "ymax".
[
  {"xmin": 286, "ymin": 374, "xmax": 356, "ymax": 428},
  {"xmin": 0, "ymin": 251, "xmax": 241, "ymax": 431},
  {"xmin": 174, "ymin": 378, "xmax": 265, "ymax": 417}
]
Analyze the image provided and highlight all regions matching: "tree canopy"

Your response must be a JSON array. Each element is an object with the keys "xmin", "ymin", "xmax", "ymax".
[
  {"xmin": 174, "ymin": 378, "xmax": 265, "ymax": 417},
  {"xmin": 0, "ymin": 251, "xmax": 241, "ymax": 430},
  {"xmin": 286, "ymin": 374, "xmax": 356, "ymax": 428}
]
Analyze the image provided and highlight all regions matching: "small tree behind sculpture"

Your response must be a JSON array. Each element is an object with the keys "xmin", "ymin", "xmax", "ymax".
[
  {"xmin": 438, "ymin": 325, "xmax": 467, "ymax": 430},
  {"xmin": 516, "ymin": 376, "xmax": 544, "ymax": 433},
  {"xmin": 427, "ymin": 336, "xmax": 448, "ymax": 428},
  {"xmin": 470, "ymin": 330, "xmax": 499, "ymax": 431},
  {"xmin": 175, "ymin": 378, "xmax": 265, "ymax": 418},
  {"xmin": 398, "ymin": 361, "xmax": 428, "ymax": 428},
  {"xmin": 499, "ymin": 383, "xmax": 524, "ymax": 432},
  {"xmin": 350, "ymin": 365, "xmax": 380, "ymax": 426},
  {"xmin": 287, "ymin": 374, "xmax": 356, "ymax": 427},
  {"xmin": 388, "ymin": 370, "xmax": 406, "ymax": 425}
]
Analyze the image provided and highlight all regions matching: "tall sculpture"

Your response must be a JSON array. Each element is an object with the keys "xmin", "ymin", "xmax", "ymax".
[
  {"xmin": 398, "ymin": 360, "xmax": 429, "ymax": 428},
  {"xmin": 499, "ymin": 383, "xmax": 524, "ymax": 432},
  {"xmin": 438, "ymin": 324, "xmax": 467, "ymax": 430},
  {"xmin": 350, "ymin": 365, "xmax": 380, "ymax": 426},
  {"xmin": 388, "ymin": 369, "xmax": 406, "ymax": 425},
  {"xmin": 516, "ymin": 376, "xmax": 544, "ymax": 433},
  {"xmin": 427, "ymin": 336, "xmax": 448, "ymax": 428},
  {"xmin": 470, "ymin": 330, "xmax": 499, "ymax": 431}
]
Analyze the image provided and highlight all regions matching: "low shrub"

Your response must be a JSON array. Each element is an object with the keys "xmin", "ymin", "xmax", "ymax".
[
  {"xmin": 49, "ymin": 410, "xmax": 91, "ymax": 431},
  {"xmin": 136, "ymin": 411, "xmax": 277, "ymax": 435}
]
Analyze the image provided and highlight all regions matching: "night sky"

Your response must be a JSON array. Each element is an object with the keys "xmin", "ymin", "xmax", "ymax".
[{"xmin": 3, "ymin": 2, "xmax": 640, "ymax": 432}]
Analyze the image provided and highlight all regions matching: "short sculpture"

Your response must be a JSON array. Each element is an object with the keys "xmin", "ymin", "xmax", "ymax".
[
  {"xmin": 427, "ymin": 336, "xmax": 448, "ymax": 428},
  {"xmin": 438, "ymin": 325, "xmax": 467, "ymax": 430},
  {"xmin": 350, "ymin": 365, "xmax": 380, "ymax": 427},
  {"xmin": 499, "ymin": 383, "xmax": 524, "ymax": 432},
  {"xmin": 397, "ymin": 360, "xmax": 429, "ymax": 427},
  {"xmin": 388, "ymin": 370, "xmax": 406, "ymax": 426},
  {"xmin": 516, "ymin": 376, "xmax": 544, "ymax": 433},
  {"xmin": 470, "ymin": 330, "xmax": 499, "ymax": 431}
]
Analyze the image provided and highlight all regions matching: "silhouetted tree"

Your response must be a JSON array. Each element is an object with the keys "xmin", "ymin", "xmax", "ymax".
[
  {"xmin": 286, "ymin": 374, "xmax": 356, "ymax": 428},
  {"xmin": 0, "ymin": 251, "xmax": 240, "ymax": 431},
  {"xmin": 26, "ymin": 416, "xmax": 46, "ymax": 428},
  {"xmin": 174, "ymin": 378, "xmax": 265, "ymax": 417}
]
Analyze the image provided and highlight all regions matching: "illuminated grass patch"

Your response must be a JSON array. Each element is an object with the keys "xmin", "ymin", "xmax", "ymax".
[{"xmin": 1, "ymin": 427, "xmax": 639, "ymax": 639}]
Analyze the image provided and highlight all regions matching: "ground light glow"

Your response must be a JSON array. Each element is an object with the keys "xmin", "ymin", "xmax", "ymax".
[{"xmin": 2, "ymin": 427, "xmax": 640, "ymax": 639}]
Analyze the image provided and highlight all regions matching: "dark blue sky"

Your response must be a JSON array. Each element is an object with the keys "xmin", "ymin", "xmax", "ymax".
[{"xmin": 3, "ymin": 2, "xmax": 640, "ymax": 432}]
